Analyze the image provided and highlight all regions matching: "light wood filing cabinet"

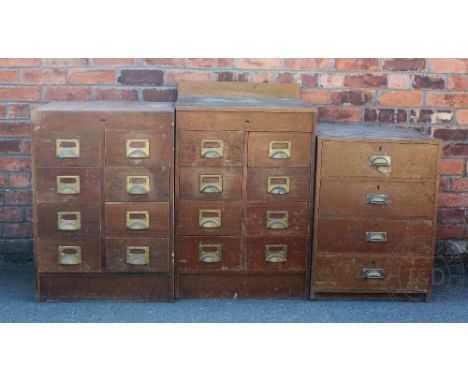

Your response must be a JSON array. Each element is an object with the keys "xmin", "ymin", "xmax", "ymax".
[
  {"xmin": 32, "ymin": 102, "xmax": 175, "ymax": 301},
  {"xmin": 310, "ymin": 125, "xmax": 441, "ymax": 300},
  {"xmin": 175, "ymin": 82, "xmax": 316, "ymax": 298}
]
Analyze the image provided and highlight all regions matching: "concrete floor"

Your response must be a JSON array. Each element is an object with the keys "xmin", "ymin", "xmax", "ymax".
[{"xmin": 0, "ymin": 258, "xmax": 467, "ymax": 323}]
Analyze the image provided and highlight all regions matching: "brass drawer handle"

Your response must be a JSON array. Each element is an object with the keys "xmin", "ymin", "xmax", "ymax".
[
  {"xmin": 267, "ymin": 176, "xmax": 290, "ymax": 195},
  {"xmin": 265, "ymin": 244, "xmax": 288, "ymax": 263},
  {"xmin": 266, "ymin": 211, "xmax": 289, "ymax": 229},
  {"xmin": 126, "ymin": 139, "xmax": 149, "ymax": 159},
  {"xmin": 199, "ymin": 209, "xmax": 222, "ymax": 228},
  {"xmin": 58, "ymin": 246, "xmax": 82, "ymax": 265},
  {"xmin": 365, "ymin": 232, "xmax": 387, "ymax": 243},
  {"xmin": 56, "ymin": 176, "xmax": 80, "ymax": 195},
  {"xmin": 57, "ymin": 211, "xmax": 81, "ymax": 231},
  {"xmin": 126, "ymin": 246, "xmax": 150, "ymax": 265},
  {"xmin": 369, "ymin": 155, "xmax": 391, "ymax": 167},
  {"xmin": 126, "ymin": 211, "xmax": 150, "ymax": 230},
  {"xmin": 362, "ymin": 268, "xmax": 384, "ymax": 279},
  {"xmin": 199, "ymin": 243, "xmax": 222, "ymax": 263},
  {"xmin": 366, "ymin": 194, "xmax": 388, "ymax": 205},
  {"xmin": 56, "ymin": 139, "xmax": 80, "ymax": 158},
  {"xmin": 269, "ymin": 141, "xmax": 291, "ymax": 159},
  {"xmin": 201, "ymin": 139, "xmax": 224, "ymax": 158},
  {"xmin": 199, "ymin": 175, "xmax": 223, "ymax": 193},
  {"xmin": 126, "ymin": 176, "xmax": 150, "ymax": 195}
]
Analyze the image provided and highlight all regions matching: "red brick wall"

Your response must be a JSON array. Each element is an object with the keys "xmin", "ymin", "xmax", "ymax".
[{"xmin": 0, "ymin": 58, "xmax": 467, "ymax": 261}]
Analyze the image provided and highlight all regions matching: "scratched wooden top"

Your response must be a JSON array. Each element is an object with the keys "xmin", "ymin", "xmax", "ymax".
[{"xmin": 35, "ymin": 101, "xmax": 175, "ymax": 113}]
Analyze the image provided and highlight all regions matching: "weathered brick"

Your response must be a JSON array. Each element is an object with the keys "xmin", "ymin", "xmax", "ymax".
[
  {"xmin": 0, "ymin": 140, "xmax": 21, "ymax": 153},
  {"xmin": 143, "ymin": 58, "xmax": 185, "ymax": 67},
  {"xmin": 237, "ymin": 58, "xmax": 281, "ymax": 69},
  {"xmin": 0, "ymin": 123, "xmax": 31, "ymax": 137},
  {"xmin": 92, "ymin": 58, "xmax": 136, "ymax": 66},
  {"xmin": 344, "ymin": 74, "xmax": 387, "ymax": 88},
  {"xmin": 366, "ymin": 109, "xmax": 408, "ymax": 123},
  {"xmin": 448, "ymin": 76, "xmax": 468, "ymax": 90},
  {"xmin": 320, "ymin": 74, "xmax": 344, "ymax": 88},
  {"xmin": 364, "ymin": 109, "xmax": 378, "ymax": 122},
  {"xmin": 440, "ymin": 159, "xmax": 464, "ymax": 175},
  {"xmin": 378, "ymin": 91, "xmax": 423, "ymax": 107},
  {"xmin": 250, "ymin": 72, "xmax": 272, "ymax": 83},
  {"xmin": 0, "ymin": 157, "xmax": 31, "ymax": 172},
  {"xmin": 317, "ymin": 107, "xmax": 361, "ymax": 122},
  {"xmin": 0, "ymin": 207, "xmax": 22, "ymax": 222},
  {"xmin": 6, "ymin": 104, "xmax": 29, "ymax": 119},
  {"xmin": 453, "ymin": 178, "xmax": 468, "ymax": 192},
  {"xmin": 456, "ymin": 110, "xmax": 468, "ymax": 125},
  {"xmin": 432, "ymin": 128, "xmax": 467, "ymax": 141},
  {"xmin": 301, "ymin": 90, "xmax": 329, "ymax": 104},
  {"xmin": 0, "ymin": 105, "xmax": 4, "ymax": 118},
  {"xmin": 331, "ymin": 91, "xmax": 373, "ymax": 106},
  {"xmin": 23, "ymin": 141, "xmax": 31, "ymax": 154},
  {"xmin": 410, "ymin": 109, "xmax": 453, "ymax": 124},
  {"xmin": 141, "ymin": 88, "xmax": 178, "ymax": 102},
  {"xmin": 117, "ymin": 69, "xmax": 164, "ymax": 85},
  {"xmin": 165, "ymin": 71, "xmax": 212, "ymax": 84},
  {"xmin": 427, "ymin": 93, "xmax": 468, "ymax": 108},
  {"xmin": 2, "ymin": 223, "xmax": 33, "ymax": 238},
  {"xmin": 5, "ymin": 190, "xmax": 32, "ymax": 205},
  {"xmin": 44, "ymin": 87, "xmax": 92, "ymax": 101},
  {"xmin": 187, "ymin": 59, "xmax": 233, "ymax": 68},
  {"xmin": 335, "ymin": 58, "xmax": 378, "ymax": 71},
  {"xmin": 412, "ymin": 75, "xmax": 445, "ymax": 89},
  {"xmin": 216, "ymin": 72, "xmax": 234, "ymax": 81},
  {"xmin": 0, "ymin": 87, "xmax": 40, "ymax": 101},
  {"xmin": 439, "ymin": 176, "xmax": 451, "ymax": 191},
  {"xmin": 0, "ymin": 59, "xmax": 40, "ymax": 67},
  {"xmin": 24, "ymin": 207, "xmax": 32, "ymax": 222},
  {"xmin": 301, "ymin": 74, "xmax": 318, "ymax": 87},
  {"xmin": 437, "ymin": 225, "xmax": 464, "ymax": 239},
  {"xmin": 0, "ymin": 70, "xmax": 18, "ymax": 83},
  {"xmin": 69, "ymin": 70, "xmax": 115, "ymax": 84},
  {"xmin": 431, "ymin": 59, "xmax": 468, "ymax": 73},
  {"xmin": 8, "ymin": 175, "xmax": 30, "ymax": 188},
  {"xmin": 21, "ymin": 69, "xmax": 67, "ymax": 84},
  {"xmin": 443, "ymin": 143, "xmax": 468, "ymax": 157},
  {"xmin": 284, "ymin": 59, "xmax": 328, "ymax": 70},
  {"xmin": 95, "ymin": 88, "xmax": 137, "ymax": 101},
  {"xmin": 42, "ymin": 58, "xmax": 88, "ymax": 67},
  {"xmin": 383, "ymin": 58, "xmax": 426, "ymax": 71},
  {"xmin": 387, "ymin": 74, "xmax": 410, "ymax": 89},
  {"xmin": 276, "ymin": 72, "xmax": 298, "ymax": 84}
]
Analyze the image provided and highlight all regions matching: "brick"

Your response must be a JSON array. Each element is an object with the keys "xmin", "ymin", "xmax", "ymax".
[
  {"xmin": 439, "ymin": 176, "xmax": 451, "ymax": 191},
  {"xmin": 448, "ymin": 76, "xmax": 468, "ymax": 90},
  {"xmin": 300, "ymin": 74, "xmax": 318, "ymax": 87},
  {"xmin": 24, "ymin": 207, "xmax": 32, "ymax": 222},
  {"xmin": 0, "ymin": 70, "xmax": 18, "ymax": 83},
  {"xmin": 0, "ymin": 238, "xmax": 33, "ymax": 258},
  {"xmin": 251, "ymin": 72, "xmax": 272, "ymax": 83},
  {"xmin": 0, "ymin": 59, "xmax": 40, "ymax": 67},
  {"xmin": 5, "ymin": 190, "xmax": 32, "ymax": 205},
  {"xmin": 0, "ymin": 207, "xmax": 22, "ymax": 222},
  {"xmin": 364, "ymin": 109, "xmax": 408, "ymax": 124},
  {"xmin": 378, "ymin": 91, "xmax": 423, "ymax": 107},
  {"xmin": 92, "ymin": 58, "xmax": 136, "ymax": 66},
  {"xmin": 0, "ymin": 157, "xmax": 31, "ymax": 172},
  {"xmin": 440, "ymin": 159, "xmax": 464, "ymax": 175},
  {"xmin": 363, "ymin": 109, "xmax": 378, "ymax": 122},
  {"xmin": 437, "ymin": 225, "xmax": 464, "ymax": 239},
  {"xmin": 443, "ymin": 143, "xmax": 468, "ymax": 157},
  {"xmin": 431, "ymin": 59, "xmax": 468, "ymax": 73},
  {"xmin": 216, "ymin": 72, "xmax": 249, "ymax": 82},
  {"xmin": 0, "ymin": 140, "xmax": 21, "ymax": 153},
  {"xmin": 23, "ymin": 141, "xmax": 31, "ymax": 154},
  {"xmin": 410, "ymin": 109, "xmax": 453, "ymax": 124},
  {"xmin": 69, "ymin": 70, "xmax": 115, "ymax": 84},
  {"xmin": 143, "ymin": 58, "xmax": 185, "ymax": 67},
  {"xmin": 301, "ymin": 90, "xmax": 329, "ymax": 104},
  {"xmin": 427, "ymin": 93, "xmax": 468, "ymax": 108},
  {"xmin": 95, "ymin": 88, "xmax": 137, "ymax": 101},
  {"xmin": 0, "ymin": 123, "xmax": 31, "ymax": 137},
  {"xmin": 344, "ymin": 74, "xmax": 387, "ymax": 88},
  {"xmin": 432, "ymin": 128, "xmax": 467, "ymax": 141},
  {"xmin": 117, "ymin": 69, "xmax": 163, "ymax": 85},
  {"xmin": 319, "ymin": 74, "xmax": 344, "ymax": 88},
  {"xmin": 3, "ymin": 223, "xmax": 33, "ymax": 238},
  {"xmin": 237, "ymin": 58, "xmax": 281, "ymax": 69},
  {"xmin": 335, "ymin": 58, "xmax": 378, "ymax": 71},
  {"xmin": 9, "ymin": 175, "xmax": 30, "ymax": 188},
  {"xmin": 331, "ymin": 90, "xmax": 373, "ymax": 106},
  {"xmin": 141, "ymin": 88, "xmax": 178, "ymax": 102},
  {"xmin": 453, "ymin": 178, "xmax": 468, "ymax": 192},
  {"xmin": 165, "ymin": 71, "xmax": 212, "ymax": 84},
  {"xmin": 387, "ymin": 74, "xmax": 410, "ymax": 89},
  {"xmin": 42, "ymin": 58, "xmax": 89, "ymax": 67},
  {"xmin": 187, "ymin": 58, "xmax": 233, "ymax": 68},
  {"xmin": 0, "ymin": 175, "xmax": 7, "ymax": 186},
  {"xmin": 6, "ymin": 104, "xmax": 30, "ymax": 119},
  {"xmin": 276, "ymin": 72, "xmax": 298, "ymax": 84},
  {"xmin": 0, "ymin": 87, "xmax": 40, "ymax": 101},
  {"xmin": 0, "ymin": 105, "xmax": 4, "ymax": 118},
  {"xmin": 412, "ymin": 75, "xmax": 445, "ymax": 89},
  {"xmin": 439, "ymin": 192, "xmax": 468, "ymax": 208},
  {"xmin": 383, "ymin": 58, "xmax": 426, "ymax": 71},
  {"xmin": 456, "ymin": 110, "xmax": 468, "ymax": 125},
  {"xmin": 21, "ymin": 69, "xmax": 67, "ymax": 85},
  {"xmin": 44, "ymin": 87, "xmax": 92, "ymax": 101},
  {"xmin": 284, "ymin": 59, "xmax": 328, "ymax": 70},
  {"xmin": 438, "ymin": 208, "xmax": 467, "ymax": 225},
  {"xmin": 317, "ymin": 107, "xmax": 361, "ymax": 122}
]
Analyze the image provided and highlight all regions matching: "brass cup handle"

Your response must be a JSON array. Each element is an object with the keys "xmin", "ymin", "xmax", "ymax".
[
  {"xmin": 56, "ymin": 176, "xmax": 80, "ymax": 195},
  {"xmin": 126, "ymin": 211, "xmax": 150, "ymax": 230},
  {"xmin": 199, "ymin": 175, "xmax": 223, "ymax": 193},
  {"xmin": 365, "ymin": 232, "xmax": 387, "ymax": 243},
  {"xmin": 265, "ymin": 244, "xmax": 288, "ymax": 263},
  {"xmin": 266, "ymin": 211, "xmax": 289, "ymax": 229},
  {"xmin": 126, "ymin": 139, "xmax": 150, "ymax": 159},
  {"xmin": 267, "ymin": 176, "xmax": 290, "ymax": 195},
  {"xmin": 366, "ymin": 194, "xmax": 389, "ymax": 205},
  {"xmin": 58, "ymin": 246, "xmax": 82, "ymax": 265},
  {"xmin": 126, "ymin": 246, "xmax": 150, "ymax": 265},
  {"xmin": 199, "ymin": 243, "xmax": 222, "ymax": 263},
  {"xmin": 126, "ymin": 176, "xmax": 150, "ymax": 195},
  {"xmin": 369, "ymin": 155, "xmax": 391, "ymax": 167},
  {"xmin": 57, "ymin": 211, "xmax": 81, "ymax": 231},
  {"xmin": 199, "ymin": 209, "xmax": 222, "ymax": 228},
  {"xmin": 362, "ymin": 268, "xmax": 384, "ymax": 279},
  {"xmin": 56, "ymin": 139, "xmax": 80, "ymax": 158},
  {"xmin": 200, "ymin": 139, "xmax": 224, "ymax": 159},
  {"xmin": 269, "ymin": 141, "xmax": 291, "ymax": 159}
]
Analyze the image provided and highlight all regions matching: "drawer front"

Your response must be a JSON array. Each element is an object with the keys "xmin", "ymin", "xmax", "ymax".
[
  {"xmin": 33, "ymin": 129, "xmax": 102, "ymax": 167},
  {"xmin": 104, "ymin": 167, "xmax": 169, "ymax": 202},
  {"xmin": 35, "ymin": 167, "xmax": 101, "ymax": 203},
  {"xmin": 246, "ymin": 237, "xmax": 307, "ymax": 271},
  {"xmin": 36, "ymin": 238, "xmax": 102, "ymax": 273},
  {"xmin": 105, "ymin": 202, "xmax": 170, "ymax": 237},
  {"xmin": 179, "ymin": 167, "xmax": 243, "ymax": 201},
  {"xmin": 178, "ymin": 201, "xmax": 242, "ymax": 236},
  {"xmin": 317, "ymin": 218, "xmax": 434, "ymax": 254},
  {"xmin": 246, "ymin": 202, "xmax": 309, "ymax": 237},
  {"xmin": 320, "ymin": 140, "xmax": 438, "ymax": 179},
  {"xmin": 36, "ymin": 202, "xmax": 101, "ymax": 238},
  {"xmin": 248, "ymin": 132, "xmax": 312, "ymax": 167},
  {"xmin": 177, "ymin": 236, "xmax": 241, "ymax": 271},
  {"xmin": 247, "ymin": 168, "xmax": 311, "ymax": 202},
  {"xmin": 312, "ymin": 253, "xmax": 432, "ymax": 292},
  {"xmin": 105, "ymin": 238, "xmax": 170, "ymax": 273},
  {"xmin": 319, "ymin": 179, "xmax": 436, "ymax": 218},
  {"xmin": 179, "ymin": 130, "xmax": 243, "ymax": 167},
  {"xmin": 105, "ymin": 130, "xmax": 171, "ymax": 168}
]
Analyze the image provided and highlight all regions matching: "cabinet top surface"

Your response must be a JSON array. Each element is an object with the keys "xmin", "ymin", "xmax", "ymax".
[{"xmin": 34, "ymin": 101, "xmax": 175, "ymax": 113}]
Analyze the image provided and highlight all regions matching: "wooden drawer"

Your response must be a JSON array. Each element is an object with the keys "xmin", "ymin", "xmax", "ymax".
[
  {"xmin": 179, "ymin": 167, "xmax": 242, "ymax": 201},
  {"xmin": 248, "ymin": 132, "xmax": 312, "ymax": 167},
  {"xmin": 34, "ymin": 167, "xmax": 101, "ymax": 203},
  {"xmin": 36, "ymin": 237, "xmax": 102, "ymax": 273},
  {"xmin": 246, "ymin": 237, "xmax": 307, "ymax": 271},
  {"xmin": 36, "ymin": 202, "xmax": 101, "ymax": 238},
  {"xmin": 320, "ymin": 140, "xmax": 438, "ymax": 179},
  {"xmin": 105, "ymin": 202, "xmax": 169, "ymax": 237},
  {"xmin": 317, "ymin": 218, "xmax": 434, "ymax": 254},
  {"xmin": 312, "ymin": 253, "xmax": 432, "ymax": 292},
  {"xmin": 105, "ymin": 238, "xmax": 170, "ymax": 273},
  {"xmin": 105, "ymin": 130, "xmax": 171, "ymax": 168},
  {"xmin": 247, "ymin": 168, "xmax": 310, "ymax": 202},
  {"xmin": 178, "ymin": 201, "xmax": 241, "ymax": 236},
  {"xmin": 33, "ymin": 129, "xmax": 102, "ymax": 167},
  {"xmin": 104, "ymin": 167, "xmax": 169, "ymax": 202},
  {"xmin": 177, "ymin": 236, "xmax": 241, "ymax": 271},
  {"xmin": 246, "ymin": 202, "xmax": 309, "ymax": 237},
  {"xmin": 319, "ymin": 179, "xmax": 436, "ymax": 218},
  {"xmin": 179, "ymin": 130, "xmax": 243, "ymax": 167}
]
